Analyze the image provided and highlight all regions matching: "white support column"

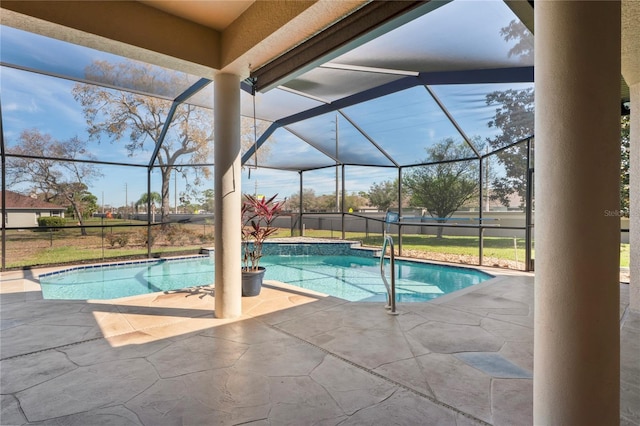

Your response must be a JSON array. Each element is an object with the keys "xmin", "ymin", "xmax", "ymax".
[
  {"xmin": 630, "ymin": 85, "xmax": 640, "ymax": 311},
  {"xmin": 214, "ymin": 73, "xmax": 242, "ymax": 318},
  {"xmin": 534, "ymin": 2, "xmax": 621, "ymax": 425}
]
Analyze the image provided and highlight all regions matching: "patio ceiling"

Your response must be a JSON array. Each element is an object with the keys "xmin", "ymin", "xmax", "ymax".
[{"xmin": 0, "ymin": 1, "xmax": 550, "ymax": 172}]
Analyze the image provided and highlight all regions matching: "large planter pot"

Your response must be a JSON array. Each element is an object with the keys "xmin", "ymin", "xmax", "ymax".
[{"xmin": 242, "ymin": 267, "xmax": 266, "ymax": 297}]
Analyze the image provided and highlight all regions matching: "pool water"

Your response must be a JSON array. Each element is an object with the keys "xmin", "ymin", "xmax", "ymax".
[
  {"xmin": 261, "ymin": 255, "xmax": 490, "ymax": 302},
  {"xmin": 39, "ymin": 255, "xmax": 492, "ymax": 302},
  {"xmin": 39, "ymin": 256, "xmax": 214, "ymax": 301}
]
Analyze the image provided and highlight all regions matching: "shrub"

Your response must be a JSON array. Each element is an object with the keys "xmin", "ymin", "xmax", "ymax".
[
  {"xmin": 199, "ymin": 233, "xmax": 214, "ymax": 244},
  {"xmin": 105, "ymin": 233, "xmax": 119, "ymax": 247},
  {"xmin": 135, "ymin": 228, "xmax": 158, "ymax": 247},
  {"xmin": 181, "ymin": 227, "xmax": 198, "ymax": 244},
  {"xmin": 116, "ymin": 234, "xmax": 129, "ymax": 247},
  {"xmin": 164, "ymin": 225, "xmax": 181, "ymax": 245},
  {"xmin": 37, "ymin": 216, "xmax": 66, "ymax": 228},
  {"xmin": 164, "ymin": 225, "xmax": 200, "ymax": 246},
  {"xmin": 105, "ymin": 233, "xmax": 129, "ymax": 248}
]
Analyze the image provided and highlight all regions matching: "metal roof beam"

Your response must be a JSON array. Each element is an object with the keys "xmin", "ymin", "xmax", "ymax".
[
  {"xmin": 251, "ymin": 1, "xmax": 445, "ymax": 92},
  {"xmin": 424, "ymin": 85, "xmax": 481, "ymax": 158},
  {"xmin": 148, "ymin": 77, "xmax": 211, "ymax": 168},
  {"xmin": 281, "ymin": 126, "xmax": 339, "ymax": 163},
  {"xmin": 241, "ymin": 121, "xmax": 279, "ymax": 165},
  {"xmin": 242, "ymin": 66, "xmax": 534, "ymax": 169},
  {"xmin": 338, "ymin": 110, "xmax": 399, "ymax": 168},
  {"xmin": 418, "ymin": 66, "xmax": 534, "ymax": 85},
  {"xmin": 241, "ymin": 76, "xmax": 421, "ymax": 167},
  {"xmin": 275, "ymin": 76, "xmax": 419, "ymax": 127},
  {"xmin": 268, "ymin": 67, "xmax": 533, "ymax": 131}
]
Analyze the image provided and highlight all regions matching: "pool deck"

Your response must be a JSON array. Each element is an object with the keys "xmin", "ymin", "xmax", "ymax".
[{"xmin": 1, "ymin": 265, "xmax": 638, "ymax": 425}]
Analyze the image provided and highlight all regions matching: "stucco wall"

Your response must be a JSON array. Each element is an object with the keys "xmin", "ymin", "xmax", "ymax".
[
  {"xmin": 276, "ymin": 211, "xmax": 630, "ymax": 243},
  {"xmin": 6, "ymin": 210, "xmax": 64, "ymax": 228},
  {"xmin": 7, "ymin": 211, "xmax": 38, "ymax": 228}
]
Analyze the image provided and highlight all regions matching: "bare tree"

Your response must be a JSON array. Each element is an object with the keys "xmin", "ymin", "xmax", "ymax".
[
  {"xmin": 72, "ymin": 60, "xmax": 213, "ymax": 225},
  {"xmin": 6, "ymin": 129, "xmax": 102, "ymax": 235}
]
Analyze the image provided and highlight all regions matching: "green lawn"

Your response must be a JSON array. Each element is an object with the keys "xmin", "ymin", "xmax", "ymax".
[
  {"xmin": 621, "ymin": 243, "xmax": 630, "ymax": 267},
  {"xmin": 281, "ymin": 229, "xmax": 630, "ymax": 268},
  {"xmin": 8, "ymin": 244, "xmax": 201, "ymax": 268},
  {"xmin": 3, "ymin": 224, "xmax": 630, "ymax": 269},
  {"xmin": 3, "ymin": 219, "xmax": 209, "ymax": 268}
]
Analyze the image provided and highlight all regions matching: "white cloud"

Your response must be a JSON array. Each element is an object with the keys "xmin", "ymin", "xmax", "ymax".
[
  {"xmin": 2, "ymin": 68, "xmax": 86, "ymax": 139},
  {"xmin": 1, "ymin": 98, "xmax": 41, "ymax": 113},
  {"xmin": 2, "ymin": 102, "xmax": 19, "ymax": 112}
]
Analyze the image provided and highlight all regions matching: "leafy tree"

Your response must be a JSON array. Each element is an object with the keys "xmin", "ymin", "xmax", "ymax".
[
  {"xmin": 483, "ymin": 19, "xmax": 535, "ymax": 210},
  {"xmin": 65, "ymin": 191, "xmax": 99, "ymax": 219},
  {"xmin": 485, "ymin": 88, "xmax": 534, "ymax": 209},
  {"xmin": 177, "ymin": 191, "xmax": 197, "ymax": 214},
  {"xmin": 288, "ymin": 188, "xmax": 320, "ymax": 212},
  {"xmin": 621, "ymin": 115, "xmax": 630, "ymax": 216},
  {"xmin": 312, "ymin": 192, "xmax": 368, "ymax": 212},
  {"xmin": 367, "ymin": 179, "xmax": 398, "ymax": 211},
  {"xmin": 198, "ymin": 188, "xmax": 215, "ymax": 213},
  {"xmin": 6, "ymin": 129, "xmax": 102, "ymax": 235},
  {"xmin": 404, "ymin": 139, "xmax": 478, "ymax": 238},
  {"xmin": 72, "ymin": 60, "xmax": 214, "ymax": 225},
  {"xmin": 343, "ymin": 193, "xmax": 369, "ymax": 212},
  {"xmin": 81, "ymin": 192, "xmax": 100, "ymax": 217},
  {"xmin": 315, "ymin": 194, "xmax": 338, "ymax": 212}
]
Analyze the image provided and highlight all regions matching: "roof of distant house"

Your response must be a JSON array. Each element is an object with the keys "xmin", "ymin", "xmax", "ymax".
[{"xmin": 0, "ymin": 190, "xmax": 66, "ymax": 211}]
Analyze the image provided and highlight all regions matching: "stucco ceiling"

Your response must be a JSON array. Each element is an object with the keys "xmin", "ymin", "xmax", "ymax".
[
  {"xmin": 139, "ymin": 0, "xmax": 255, "ymax": 31},
  {"xmin": 0, "ymin": 0, "xmax": 369, "ymax": 78}
]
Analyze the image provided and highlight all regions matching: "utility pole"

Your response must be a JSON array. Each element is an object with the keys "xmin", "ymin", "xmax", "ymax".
[
  {"xmin": 174, "ymin": 170, "xmax": 178, "ymax": 214},
  {"xmin": 484, "ymin": 147, "xmax": 490, "ymax": 212}
]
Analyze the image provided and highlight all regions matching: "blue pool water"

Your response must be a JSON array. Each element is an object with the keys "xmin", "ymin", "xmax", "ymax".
[{"xmin": 39, "ymin": 255, "xmax": 492, "ymax": 302}]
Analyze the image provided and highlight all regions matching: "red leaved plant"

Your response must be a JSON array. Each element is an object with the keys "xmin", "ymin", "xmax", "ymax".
[{"xmin": 242, "ymin": 194, "xmax": 284, "ymax": 271}]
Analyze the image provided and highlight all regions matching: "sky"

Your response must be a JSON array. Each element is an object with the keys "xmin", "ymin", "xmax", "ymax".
[
  {"xmin": 0, "ymin": 61, "xmax": 399, "ymax": 207},
  {"xmin": 0, "ymin": 1, "xmax": 534, "ymax": 209}
]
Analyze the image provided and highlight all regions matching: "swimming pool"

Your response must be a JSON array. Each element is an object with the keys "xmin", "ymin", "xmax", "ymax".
[{"xmin": 39, "ymin": 255, "xmax": 492, "ymax": 302}]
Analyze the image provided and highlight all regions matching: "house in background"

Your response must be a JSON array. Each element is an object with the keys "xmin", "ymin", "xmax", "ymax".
[{"xmin": 1, "ymin": 190, "xmax": 65, "ymax": 228}]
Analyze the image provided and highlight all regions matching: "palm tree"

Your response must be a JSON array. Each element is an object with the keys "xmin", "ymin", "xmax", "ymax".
[{"xmin": 136, "ymin": 192, "xmax": 162, "ymax": 223}]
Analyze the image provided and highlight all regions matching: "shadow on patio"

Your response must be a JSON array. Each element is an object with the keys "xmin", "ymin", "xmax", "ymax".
[{"xmin": 1, "ymin": 268, "xmax": 638, "ymax": 425}]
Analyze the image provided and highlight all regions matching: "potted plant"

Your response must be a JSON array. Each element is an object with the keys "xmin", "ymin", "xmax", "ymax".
[{"xmin": 241, "ymin": 193, "xmax": 284, "ymax": 296}]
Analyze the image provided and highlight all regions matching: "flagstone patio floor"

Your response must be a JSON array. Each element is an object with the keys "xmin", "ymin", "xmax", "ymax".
[{"xmin": 1, "ymin": 265, "xmax": 638, "ymax": 425}]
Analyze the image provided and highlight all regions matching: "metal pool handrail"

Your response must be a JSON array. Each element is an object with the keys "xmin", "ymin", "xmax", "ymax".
[
  {"xmin": 380, "ymin": 212, "xmax": 398, "ymax": 315},
  {"xmin": 380, "ymin": 235, "xmax": 398, "ymax": 315}
]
